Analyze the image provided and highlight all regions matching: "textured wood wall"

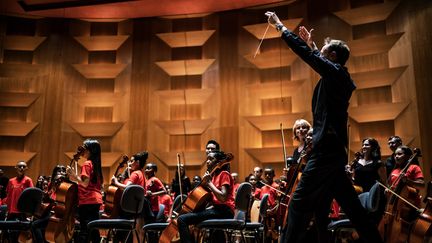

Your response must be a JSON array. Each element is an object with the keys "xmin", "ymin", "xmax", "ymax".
[{"xmin": 0, "ymin": 0, "xmax": 430, "ymax": 187}]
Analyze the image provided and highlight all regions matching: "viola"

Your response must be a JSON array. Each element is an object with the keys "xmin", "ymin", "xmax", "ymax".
[
  {"xmin": 104, "ymin": 155, "xmax": 129, "ymax": 218},
  {"xmin": 378, "ymin": 148, "xmax": 422, "ymax": 243},
  {"xmin": 159, "ymin": 152, "xmax": 233, "ymax": 243},
  {"xmin": 45, "ymin": 146, "xmax": 84, "ymax": 243}
]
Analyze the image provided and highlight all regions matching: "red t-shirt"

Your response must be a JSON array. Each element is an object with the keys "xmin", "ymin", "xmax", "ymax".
[
  {"xmin": 4, "ymin": 176, "xmax": 33, "ymax": 214},
  {"xmin": 124, "ymin": 170, "xmax": 145, "ymax": 187},
  {"xmin": 389, "ymin": 164, "xmax": 424, "ymax": 206},
  {"xmin": 389, "ymin": 164, "xmax": 424, "ymax": 189},
  {"xmin": 233, "ymin": 183, "xmax": 240, "ymax": 194},
  {"xmin": 211, "ymin": 171, "xmax": 235, "ymax": 212},
  {"xmin": 145, "ymin": 176, "xmax": 164, "ymax": 212},
  {"xmin": 78, "ymin": 160, "xmax": 103, "ymax": 205},
  {"xmin": 158, "ymin": 193, "xmax": 173, "ymax": 217},
  {"xmin": 258, "ymin": 182, "xmax": 278, "ymax": 208}
]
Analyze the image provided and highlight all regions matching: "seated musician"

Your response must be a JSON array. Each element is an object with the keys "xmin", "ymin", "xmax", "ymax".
[
  {"xmin": 111, "ymin": 151, "xmax": 147, "ymax": 243},
  {"xmin": 176, "ymin": 150, "xmax": 235, "ymax": 243},
  {"xmin": 111, "ymin": 151, "xmax": 147, "ymax": 189}
]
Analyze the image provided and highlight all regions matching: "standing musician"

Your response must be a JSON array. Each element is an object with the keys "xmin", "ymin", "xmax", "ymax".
[
  {"xmin": 290, "ymin": 119, "xmax": 312, "ymax": 164},
  {"xmin": 266, "ymin": 12, "xmax": 383, "ymax": 243},
  {"xmin": 348, "ymin": 138, "xmax": 387, "ymax": 193},
  {"xmin": 176, "ymin": 150, "xmax": 235, "ymax": 243},
  {"xmin": 67, "ymin": 138, "xmax": 103, "ymax": 243},
  {"xmin": 2, "ymin": 161, "xmax": 33, "ymax": 242},
  {"xmin": 144, "ymin": 163, "xmax": 167, "ymax": 217},
  {"xmin": 171, "ymin": 163, "xmax": 192, "ymax": 198},
  {"xmin": 386, "ymin": 136, "xmax": 403, "ymax": 177}
]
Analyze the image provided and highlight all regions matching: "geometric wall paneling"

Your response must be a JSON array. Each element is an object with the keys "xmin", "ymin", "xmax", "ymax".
[
  {"xmin": 243, "ymin": 18, "xmax": 303, "ymax": 40},
  {"xmin": 65, "ymin": 152, "xmax": 123, "ymax": 167},
  {"xmin": 351, "ymin": 66, "xmax": 407, "ymax": 90},
  {"xmin": 70, "ymin": 92, "xmax": 125, "ymax": 107},
  {"xmin": 155, "ymin": 88, "xmax": 214, "ymax": 105},
  {"xmin": 68, "ymin": 122, "xmax": 124, "ymax": 137},
  {"xmin": 0, "ymin": 63, "xmax": 45, "ymax": 77},
  {"xmin": 0, "ymin": 151, "xmax": 37, "ymax": 166},
  {"xmin": 71, "ymin": 63, "xmax": 128, "ymax": 79},
  {"xmin": 156, "ymin": 30, "xmax": 215, "ymax": 48},
  {"xmin": 154, "ymin": 118, "xmax": 215, "ymax": 135},
  {"xmin": 73, "ymin": 35, "xmax": 130, "ymax": 51},
  {"xmin": 244, "ymin": 113, "xmax": 307, "ymax": 131},
  {"xmin": 246, "ymin": 79, "xmax": 305, "ymax": 99},
  {"xmin": 0, "ymin": 92, "xmax": 40, "ymax": 107},
  {"xmin": 155, "ymin": 59, "xmax": 216, "ymax": 76},
  {"xmin": 348, "ymin": 101, "xmax": 410, "ymax": 123},
  {"xmin": 349, "ymin": 136, "xmax": 414, "ymax": 157},
  {"xmin": 153, "ymin": 151, "xmax": 206, "ymax": 167},
  {"xmin": 0, "ymin": 122, "xmax": 39, "ymax": 136},
  {"xmin": 333, "ymin": 1, "xmax": 400, "ymax": 26},
  {"xmin": 244, "ymin": 49, "xmax": 297, "ymax": 69},
  {"xmin": 347, "ymin": 33, "xmax": 404, "ymax": 57},
  {"xmin": 245, "ymin": 146, "xmax": 295, "ymax": 164},
  {"xmin": 3, "ymin": 36, "xmax": 47, "ymax": 51}
]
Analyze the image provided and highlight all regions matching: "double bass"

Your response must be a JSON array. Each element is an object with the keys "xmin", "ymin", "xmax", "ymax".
[
  {"xmin": 378, "ymin": 148, "xmax": 422, "ymax": 243},
  {"xmin": 103, "ymin": 155, "xmax": 129, "ymax": 219},
  {"xmin": 159, "ymin": 151, "xmax": 233, "ymax": 243},
  {"xmin": 45, "ymin": 146, "xmax": 84, "ymax": 243}
]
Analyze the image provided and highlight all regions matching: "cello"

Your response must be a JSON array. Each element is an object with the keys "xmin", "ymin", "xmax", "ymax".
[
  {"xmin": 45, "ymin": 146, "xmax": 84, "ymax": 243},
  {"xmin": 103, "ymin": 155, "xmax": 129, "ymax": 219},
  {"xmin": 159, "ymin": 151, "xmax": 233, "ymax": 243},
  {"xmin": 378, "ymin": 148, "xmax": 422, "ymax": 243}
]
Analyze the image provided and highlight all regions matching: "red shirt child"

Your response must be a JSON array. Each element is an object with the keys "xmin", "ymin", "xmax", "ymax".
[
  {"xmin": 4, "ymin": 161, "xmax": 34, "ymax": 215},
  {"xmin": 211, "ymin": 170, "xmax": 235, "ymax": 212},
  {"xmin": 144, "ymin": 163, "xmax": 166, "ymax": 213}
]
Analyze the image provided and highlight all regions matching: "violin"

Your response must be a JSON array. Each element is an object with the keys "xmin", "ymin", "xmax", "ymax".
[
  {"xmin": 159, "ymin": 151, "xmax": 233, "ymax": 243},
  {"xmin": 378, "ymin": 148, "xmax": 422, "ymax": 243},
  {"xmin": 45, "ymin": 146, "xmax": 84, "ymax": 243},
  {"xmin": 104, "ymin": 155, "xmax": 129, "ymax": 219}
]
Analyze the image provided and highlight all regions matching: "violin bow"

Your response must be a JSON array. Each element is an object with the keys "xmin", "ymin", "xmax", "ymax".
[
  {"xmin": 280, "ymin": 123, "xmax": 288, "ymax": 169},
  {"xmin": 176, "ymin": 153, "xmax": 183, "ymax": 203},
  {"xmin": 377, "ymin": 181, "xmax": 421, "ymax": 212}
]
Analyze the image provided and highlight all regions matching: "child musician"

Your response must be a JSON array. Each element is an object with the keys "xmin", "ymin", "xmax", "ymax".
[
  {"xmin": 3, "ymin": 161, "xmax": 34, "ymax": 220},
  {"xmin": 177, "ymin": 151, "xmax": 235, "ymax": 243},
  {"xmin": 67, "ymin": 139, "xmax": 103, "ymax": 243},
  {"xmin": 144, "ymin": 163, "xmax": 167, "ymax": 217},
  {"xmin": 3, "ymin": 161, "xmax": 33, "ymax": 242}
]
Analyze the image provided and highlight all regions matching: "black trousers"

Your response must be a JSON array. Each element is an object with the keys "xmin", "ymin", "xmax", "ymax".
[
  {"xmin": 281, "ymin": 135, "xmax": 383, "ymax": 243},
  {"xmin": 78, "ymin": 204, "xmax": 101, "ymax": 243},
  {"xmin": 177, "ymin": 204, "xmax": 234, "ymax": 243}
]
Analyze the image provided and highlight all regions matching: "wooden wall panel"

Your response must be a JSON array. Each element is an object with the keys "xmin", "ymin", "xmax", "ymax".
[{"xmin": 1, "ymin": 0, "xmax": 430, "ymax": 187}]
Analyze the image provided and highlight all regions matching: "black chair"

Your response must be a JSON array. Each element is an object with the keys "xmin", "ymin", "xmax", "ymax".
[
  {"xmin": 243, "ymin": 194, "xmax": 269, "ymax": 243},
  {"xmin": 142, "ymin": 194, "xmax": 186, "ymax": 242},
  {"xmin": 87, "ymin": 185, "xmax": 145, "ymax": 243},
  {"xmin": 0, "ymin": 187, "xmax": 44, "ymax": 242},
  {"xmin": 328, "ymin": 182, "xmax": 384, "ymax": 242},
  {"xmin": 196, "ymin": 182, "xmax": 253, "ymax": 243}
]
